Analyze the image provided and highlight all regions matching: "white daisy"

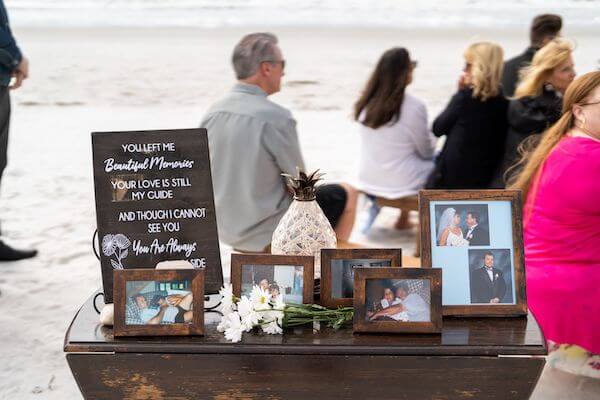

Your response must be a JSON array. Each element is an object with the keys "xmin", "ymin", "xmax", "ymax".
[
  {"xmin": 262, "ymin": 320, "xmax": 283, "ymax": 335},
  {"xmin": 237, "ymin": 296, "xmax": 260, "ymax": 331},
  {"xmin": 223, "ymin": 312, "xmax": 243, "ymax": 343},
  {"xmin": 250, "ymin": 285, "xmax": 272, "ymax": 311},
  {"xmin": 218, "ymin": 283, "xmax": 234, "ymax": 316}
]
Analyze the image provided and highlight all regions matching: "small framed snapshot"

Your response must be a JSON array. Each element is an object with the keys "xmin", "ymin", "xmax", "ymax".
[
  {"xmin": 320, "ymin": 249, "xmax": 402, "ymax": 308},
  {"xmin": 419, "ymin": 190, "xmax": 527, "ymax": 317},
  {"xmin": 230, "ymin": 254, "xmax": 314, "ymax": 304},
  {"xmin": 113, "ymin": 269, "xmax": 205, "ymax": 337},
  {"xmin": 353, "ymin": 267, "xmax": 442, "ymax": 334}
]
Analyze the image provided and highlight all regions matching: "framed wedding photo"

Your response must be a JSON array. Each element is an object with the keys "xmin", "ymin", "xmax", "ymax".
[
  {"xmin": 320, "ymin": 248, "xmax": 402, "ymax": 307},
  {"xmin": 113, "ymin": 269, "xmax": 205, "ymax": 337},
  {"xmin": 419, "ymin": 190, "xmax": 527, "ymax": 317},
  {"xmin": 230, "ymin": 254, "xmax": 314, "ymax": 304},
  {"xmin": 353, "ymin": 267, "xmax": 442, "ymax": 334}
]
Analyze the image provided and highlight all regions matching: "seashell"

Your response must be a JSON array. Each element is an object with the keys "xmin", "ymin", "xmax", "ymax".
[{"xmin": 99, "ymin": 304, "xmax": 114, "ymax": 326}]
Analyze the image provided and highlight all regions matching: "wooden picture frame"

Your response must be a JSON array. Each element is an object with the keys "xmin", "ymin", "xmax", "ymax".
[
  {"xmin": 353, "ymin": 267, "xmax": 442, "ymax": 334},
  {"xmin": 419, "ymin": 190, "xmax": 527, "ymax": 317},
  {"xmin": 114, "ymin": 269, "xmax": 204, "ymax": 337},
  {"xmin": 231, "ymin": 254, "xmax": 314, "ymax": 304},
  {"xmin": 320, "ymin": 248, "xmax": 402, "ymax": 307}
]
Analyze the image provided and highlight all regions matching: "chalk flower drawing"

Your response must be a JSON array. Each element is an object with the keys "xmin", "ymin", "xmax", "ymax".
[{"xmin": 102, "ymin": 233, "xmax": 131, "ymax": 269}]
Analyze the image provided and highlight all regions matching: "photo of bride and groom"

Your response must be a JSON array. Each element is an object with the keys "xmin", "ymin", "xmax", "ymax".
[{"xmin": 435, "ymin": 205, "xmax": 490, "ymax": 247}]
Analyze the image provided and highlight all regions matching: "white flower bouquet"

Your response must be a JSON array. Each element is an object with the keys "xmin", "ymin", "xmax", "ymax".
[{"xmin": 217, "ymin": 283, "xmax": 353, "ymax": 343}]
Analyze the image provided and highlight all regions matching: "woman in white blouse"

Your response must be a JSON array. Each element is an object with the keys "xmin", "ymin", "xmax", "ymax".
[{"xmin": 354, "ymin": 48, "xmax": 437, "ymax": 228}]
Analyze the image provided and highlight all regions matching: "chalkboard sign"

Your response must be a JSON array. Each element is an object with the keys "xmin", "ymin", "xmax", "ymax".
[{"xmin": 92, "ymin": 128, "xmax": 222, "ymax": 302}]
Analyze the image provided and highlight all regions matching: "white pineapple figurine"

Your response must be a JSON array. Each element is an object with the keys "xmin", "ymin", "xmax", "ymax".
[{"xmin": 271, "ymin": 169, "xmax": 337, "ymax": 276}]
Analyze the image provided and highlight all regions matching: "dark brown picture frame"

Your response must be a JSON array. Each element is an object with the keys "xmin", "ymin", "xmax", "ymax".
[
  {"xmin": 353, "ymin": 267, "xmax": 442, "ymax": 334},
  {"xmin": 230, "ymin": 254, "xmax": 314, "ymax": 303},
  {"xmin": 419, "ymin": 190, "xmax": 527, "ymax": 317},
  {"xmin": 114, "ymin": 269, "xmax": 205, "ymax": 337},
  {"xmin": 320, "ymin": 248, "xmax": 402, "ymax": 308}
]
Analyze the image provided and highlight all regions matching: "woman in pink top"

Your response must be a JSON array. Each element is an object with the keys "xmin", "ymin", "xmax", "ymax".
[{"xmin": 510, "ymin": 71, "xmax": 600, "ymax": 377}]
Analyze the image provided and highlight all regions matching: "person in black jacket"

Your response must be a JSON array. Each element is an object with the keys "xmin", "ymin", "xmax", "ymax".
[
  {"xmin": 470, "ymin": 252, "xmax": 507, "ymax": 304},
  {"xmin": 0, "ymin": 1, "xmax": 37, "ymax": 261},
  {"xmin": 464, "ymin": 211, "xmax": 489, "ymax": 246},
  {"xmin": 428, "ymin": 42, "xmax": 508, "ymax": 189},
  {"xmin": 492, "ymin": 38, "xmax": 575, "ymax": 188},
  {"xmin": 501, "ymin": 14, "xmax": 562, "ymax": 97}
]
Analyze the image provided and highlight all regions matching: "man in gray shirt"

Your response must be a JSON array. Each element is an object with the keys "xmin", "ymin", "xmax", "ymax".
[{"xmin": 201, "ymin": 33, "xmax": 356, "ymax": 252}]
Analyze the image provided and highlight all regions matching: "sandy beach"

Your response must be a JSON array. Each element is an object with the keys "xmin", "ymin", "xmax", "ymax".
[{"xmin": 0, "ymin": 26, "xmax": 599, "ymax": 399}]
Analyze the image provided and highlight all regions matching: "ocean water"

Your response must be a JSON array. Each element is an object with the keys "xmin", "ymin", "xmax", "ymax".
[{"xmin": 5, "ymin": 0, "xmax": 600, "ymax": 28}]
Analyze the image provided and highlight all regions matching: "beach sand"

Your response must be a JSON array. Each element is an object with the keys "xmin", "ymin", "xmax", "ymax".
[{"xmin": 0, "ymin": 26, "xmax": 598, "ymax": 399}]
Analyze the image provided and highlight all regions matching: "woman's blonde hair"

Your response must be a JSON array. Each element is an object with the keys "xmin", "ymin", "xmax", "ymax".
[
  {"xmin": 508, "ymin": 71, "xmax": 600, "ymax": 202},
  {"xmin": 514, "ymin": 38, "xmax": 574, "ymax": 98},
  {"xmin": 464, "ymin": 42, "xmax": 504, "ymax": 101}
]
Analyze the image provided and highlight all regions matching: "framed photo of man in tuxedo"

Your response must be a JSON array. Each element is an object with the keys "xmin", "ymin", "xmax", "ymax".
[
  {"xmin": 468, "ymin": 249, "xmax": 513, "ymax": 304},
  {"xmin": 419, "ymin": 190, "xmax": 527, "ymax": 317}
]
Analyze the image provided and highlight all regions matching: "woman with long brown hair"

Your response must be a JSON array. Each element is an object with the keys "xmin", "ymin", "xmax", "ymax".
[
  {"xmin": 509, "ymin": 71, "xmax": 600, "ymax": 376},
  {"xmin": 354, "ymin": 47, "xmax": 436, "ymax": 229}
]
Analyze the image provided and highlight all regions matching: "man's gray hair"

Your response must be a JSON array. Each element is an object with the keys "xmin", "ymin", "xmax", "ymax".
[{"xmin": 232, "ymin": 32, "xmax": 279, "ymax": 80}]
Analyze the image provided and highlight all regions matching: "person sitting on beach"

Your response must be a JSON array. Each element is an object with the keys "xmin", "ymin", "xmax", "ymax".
[
  {"xmin": 501, "ymin": 14, "xmax": 562, "ymax": 97},
  {"xmin": 134, "ymin": 293, "xmax": 193, "ymax": 324},
  {"xmin": 200, "ymin": 32, "xmax": 357, "ymax": 252},
  {"xmin": 354, "ymin": 47, "xmax": 436, "ymax": 230},
  {"xmin": 428, "ymin": 42, "xmax": 508, "ymax": 189},
  {"xmin": 492, "ymin": 38, "xmax": 575, "ymax": 187}
]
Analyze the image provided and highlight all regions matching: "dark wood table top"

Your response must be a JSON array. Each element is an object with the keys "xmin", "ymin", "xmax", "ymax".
[{"xmin": 65, "ymin": 291, "xmax": 546, "ymax": 356}]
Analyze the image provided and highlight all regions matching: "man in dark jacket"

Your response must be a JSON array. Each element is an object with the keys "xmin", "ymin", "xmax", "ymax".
[
  {"xmin": 470, "ymin": 252, "xmax": 507, "ymax": 304},
  {"xmin": 501, "ymin": 14, "xmax": 562, "ymax": 97},
  {"xmin": 464, "ymin": 211, "xmax": 489, "ymax": 246},
  {"xmin": 0, "ymin": 1, "xmax": 37, "ymax": 261}
]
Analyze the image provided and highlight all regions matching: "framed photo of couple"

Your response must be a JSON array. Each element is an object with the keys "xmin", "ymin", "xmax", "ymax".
[
  {"xmin": 419, "ymin": 190, "xmax": 527, "ymax": 317},
  {"xmin": 113, "ymin": 269, "xmax": 205, "ymax": 337},
  {"xmin": 230, "ymin": 254, "xmax": 315, "ymax": 304},
  {"xmin": 353, "ymin": 267, "xmax": 442, "ymax": 333}
]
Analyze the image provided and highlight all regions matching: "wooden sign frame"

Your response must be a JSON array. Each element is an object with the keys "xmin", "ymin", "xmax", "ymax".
[
  {"xmin": 320, "ymin": 248, "xmax": 402, "ymax": 308},
  {"xmin": 230, "ymin": 254, "xmax": 315, "ymax": 304},
  {"xmin": 114, "ymin": 269, "xmax": 204, "ymax": 337},
  {"xmin": 92, "ymin": 128, "xmax": 222, "ymax": 302},
  {"xmin": 353, "ymin": 267, "xmax": 442, "ymax": 334},
  {"xmin": 419, "ymin": 190, "xmax": 527, "ymax": 317}
]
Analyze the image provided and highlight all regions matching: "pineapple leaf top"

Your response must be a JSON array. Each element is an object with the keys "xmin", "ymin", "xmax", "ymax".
[{"xmin": 282, "ymin": 167, "xmax": 324, "ymax": 201}]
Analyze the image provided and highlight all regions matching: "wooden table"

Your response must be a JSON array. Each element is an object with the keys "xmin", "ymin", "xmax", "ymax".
[{"xmin": 65, "ymin": 292, "xmax": 546, "ymax": 399}]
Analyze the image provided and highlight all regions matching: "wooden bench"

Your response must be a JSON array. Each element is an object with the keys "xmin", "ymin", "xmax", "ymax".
[{"xmin": 65, "ymin": 291, "xmax": 546, "ymax": 399}]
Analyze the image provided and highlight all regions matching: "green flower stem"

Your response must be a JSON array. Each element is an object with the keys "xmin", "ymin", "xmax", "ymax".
[{"xmin": 282, "ymin": 303, "xmax": 354, "ymax": 329}]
